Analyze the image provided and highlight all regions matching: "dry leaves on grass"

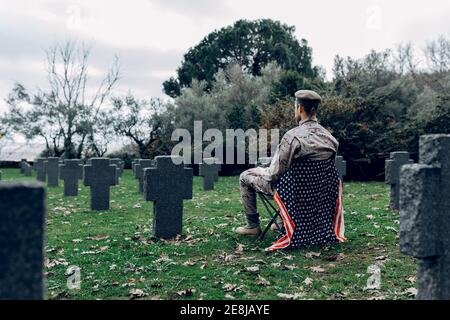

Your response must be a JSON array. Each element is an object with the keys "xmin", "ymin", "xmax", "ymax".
[
  {"xmin": 325, "ymin": 253, "xmax": 346, "ymax": 261},
  {"xmin": 310, "ymin": 266, "xmax": 326, "ymax": 273},
  {"xmin": 305, "ymin": 252, "xmax": 321, "ymax": 259},
  {"xmin": 255, "ymin": 277, "xmax": 271, "ymax": 287},
  {"xmin": 406, "ymin": 276, "xmax": 416, "ymax": 284},
  {"xmin": 235, "ymin": 244, "xmax": 245, "ymax": 255},
  {"xmin": 46, "ymin": 258, "xmax": 69, "ymax": 269},
  {"xmin": 402, "ymin": 288, "xmax": 417, "ymax": 297},
  {"xmin": 284, "ymin": 264, "xmax": 298, "ymax": 271},
  {"xmin": 223, "ymin": 283, "xmax": 243, "ymax": 292},
  {"xmin": 277, "ymin": 292, "xmax": 305, "ymax": 300},
  {"xmin": 303, "ymin": 278, "xmax": 314, "ymax": 286},
  {"xmin": 130, "ymin": 289, "xmax": 147, "ymax": 299},
  {"xmin": 244, "ymin": 266, "xmax": 260, "ymax": 274}
]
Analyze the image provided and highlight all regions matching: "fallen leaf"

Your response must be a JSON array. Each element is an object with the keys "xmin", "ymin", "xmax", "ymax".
[
  {"xmin": 303, "ymin": 278, "xmax": 313, "ymax": 286},
  {"xmin": 403, "ymin": 288, "xmax": 417, "ymax": 297},
  {"xmin": 223, "ymin": 283, "xmax": 242, "ymax": 292},
  {"xmin": 406, "ymin": 276, "xmax": 416, "ymax": 284},
  {"xmin": 235, "ymin": 244, "xmax": 245, "ymax": 254},
  {"xmin": 130, "ymin": 289, "xmax": 146, "ymax": 299},
  {"xmin": 244, "ymin": 266, "xmax": 260, "ymax": 274},
  {"xmin": 277, "ymin": 292, "xmax": 305, "ymax": 300},
  {"xmin": 310, "ymin": 266, "xmax": 326, "ymax": 273},
  {"xmin": 305, "ymin": 252, "xmax": 321, "ymax": 259},
  {"xmin": 284, "ymin": 264, "xmax": 298, "ymax": 271},
  {"xmin": 255, "ymin": 277, "xmax": 271, "ymax": 287}
]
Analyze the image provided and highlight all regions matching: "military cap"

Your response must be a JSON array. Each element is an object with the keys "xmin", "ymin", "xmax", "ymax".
[{"xmin": 295, "ymin": 90, "xmax": 322, "ymax": 103}]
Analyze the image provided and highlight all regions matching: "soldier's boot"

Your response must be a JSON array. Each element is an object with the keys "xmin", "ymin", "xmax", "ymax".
[{"xmin": 234, "ymin": 213, "xmax": 261, "ymax": 237}]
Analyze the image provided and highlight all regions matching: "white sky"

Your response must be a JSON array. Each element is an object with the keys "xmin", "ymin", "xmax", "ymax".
[{"xmin": 0, "ymin": 0, "xmax": 450, "ymax": 111}]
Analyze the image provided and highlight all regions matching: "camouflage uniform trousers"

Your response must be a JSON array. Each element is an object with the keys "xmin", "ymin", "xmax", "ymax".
[{"xmin": 239, "ymin": 168, "xmax": 274, "ymax": 228}]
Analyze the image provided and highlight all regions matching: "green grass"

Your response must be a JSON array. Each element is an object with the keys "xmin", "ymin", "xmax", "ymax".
[{"xmin": 1, "ymin": 168, "xmax": 417, "ymax": 300}]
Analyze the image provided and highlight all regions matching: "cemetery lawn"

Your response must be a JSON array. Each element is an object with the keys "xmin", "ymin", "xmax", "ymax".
[{"xmin": 3, "ymin": 169, "xmax": 417, "ymax": 300}]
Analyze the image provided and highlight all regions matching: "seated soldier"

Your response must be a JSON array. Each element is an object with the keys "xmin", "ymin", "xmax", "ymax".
[{"xmin": 235, "ymin": 89, "xmax": 346, "ymax": 251}]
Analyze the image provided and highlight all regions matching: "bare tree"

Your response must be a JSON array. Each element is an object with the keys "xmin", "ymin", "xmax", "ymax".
[
  {"xmin": 86, "ymin": 110, "xmax": 116, "ymax": 157},
  {"xmin": 4, "ymin": 41, "xmax": 120, "ymax": 158},
  {"xmin": 425, "ymin": 35, "xmax": 450, "ymax": 73}
]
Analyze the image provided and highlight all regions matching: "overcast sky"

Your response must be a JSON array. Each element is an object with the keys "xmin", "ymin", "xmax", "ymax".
[{"xmin": 1, "ymin": 0, "xmax": 450, "ymax": 111}]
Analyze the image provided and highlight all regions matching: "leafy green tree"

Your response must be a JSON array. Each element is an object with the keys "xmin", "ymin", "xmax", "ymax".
[
  {"xmin": 164, "ymin": 19, "xmax": 318, "ymax": 97},
  {"xmin": 111, "ymin": 95, "xmax": 175, "ymax": 159}
]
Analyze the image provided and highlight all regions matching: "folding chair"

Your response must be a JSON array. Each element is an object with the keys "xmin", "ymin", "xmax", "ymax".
[{"xmin": 257, "ymin": 192, "xmax": 283, "ymax": 241}]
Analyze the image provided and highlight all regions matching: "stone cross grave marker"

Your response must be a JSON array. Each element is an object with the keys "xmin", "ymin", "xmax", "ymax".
[
  {"xmin": 136, "ymin": 159, "xmax": 155, "ymax": 193},
  {"xmin": 0, "ymin": 181, "xmax": 46, "ymax": 300},
  {"xmin": 44, "ymin": 157, "xmax": 60, "ymax": 187},
  {"xmin": 199, "ymin": 158, "xmax": 221, "ymax": 191},
  {"xmin": 400, "ymin": 135, "xmax": 450, "ymax": 300},
  {"xmin": 33, "ymin": 158, "xmax": 47, "ymax": 182},
  {"xmin": 60, "ymin": 159, "xmax": 83, "ymax": 196},
  {"xmin": 23, "ymin": 162, "xmax": 33, "ymax": 177},
  {"xmin": 144, "ymin": 156, "xmax": 193, "ymax": 238},
  {"xmin": 385, "ymin": 151, "xmax": 413, "ymax": 210},
  {"xmin": 83, "ymin": 158, "xmax": 117, "ymax": 211},
  {"xmin": 19, "ymin": 159, "xmax": 27, "ymax": 174},
  {"xmin": 110, "ymin": 159, "xmax": 123, "ymax": 185},
  {"xmin": 133, "ymin": 159, "xmax": 141, "ymax": 178},
  {"xmin": 335, "ymin": 156, "xmax": 347, "ymax": 182},
  {"xmin": 112, "ymin": 159, "xmax": 124, "ymax": 175}
]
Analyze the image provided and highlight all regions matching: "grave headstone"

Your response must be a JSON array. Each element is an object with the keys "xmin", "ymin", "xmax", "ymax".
[
  {"xmin": 335, "ymin": 156, "xmax": 347, "ymax": 182},
  {"xmin": 199, "ymin": 158, "xmax": 221, "ymax": 191},
  {"xmin": 400, "ymin": 134, "xmax": 450, "ymax": 300},
  {"xmin": 33, "ymin": 158, "xmax": 47, "ymax": 182},
  {"xmin": 44, "ymin": 157, "xmax": 60, "ymax": 187},
  {"xmin": 385, "ymin": 151, "xmax": 413, "ymax": 210},
  {"xmin": 83, "ymin": 158, "xmax": 117, "ymax": 211},
  {"xmin": 144, "ymin": 156, "xmax": 193, "ymax": 238},
  {"xmin": 0, "ymin": 182, "xmax": 46, "ymax": 300},
  {"xmin": 23, "ymin": 162, "xmax": 33, "ymax": 177},
  {"xmin": 137, "ymin": 159, "xmax": 155, "ymax": 193},
  {"xmin": 19, "ymin": 159, "xmax": 27, "ymax": 174},
  {"xmin": 133, "ymin": 159, "xmax": 142, "ymax": 178},
  {"xmin": 110, "ymin": 159, "xmax": 123, "ymax": 185},
  {"xmin": 60, "ymin": 160, "xmax": 83, "ymax": 196}
]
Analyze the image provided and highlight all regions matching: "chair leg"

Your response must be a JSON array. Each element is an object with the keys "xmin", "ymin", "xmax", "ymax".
[
  {"xmin": 258, "ymin": 211, "xmax": 280, "ymax": 241},
  {"xmin": 257, "ymin": 192, "xmax": 282, "ymax": 241}
]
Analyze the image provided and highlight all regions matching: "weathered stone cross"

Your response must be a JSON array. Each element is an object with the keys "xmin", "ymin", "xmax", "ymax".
[
  {"xmin": 83, "ymin": 158, "xmax": 117, "ymax": 211},
  {"xmin": 19, "ymin": 158, "xmax": 27, "ymax": 174},
  {"xmin": 33, "ymin": 158, "xmax": 47, "ymax": 182},
  {"xmin": 199, "ymin": 158, "xmax": 221, "ymax": 191},
  {"xmin": 110, "ymin": 159, "xmax": 123, "ymax": 185},
  {"xmin": 132, "ymin": 159, "xmax": 141, "ymax": 178},
  {"xmin": 0, "ymin": 182, "xmax": 45, "ymax": 299},
  {"xmin": 400, "ymin": 134, "xmax": 450, "ymax": 300},
  {"xmin": 44, "ymin": 157, "xmax": 60, "ymax": 187},
  {"xmin": 385, "ymin": 151, "xmax": 413, "ymax": 210},
  {"xmin": 136, "ymin": 159, "xmax": 155, "ymax": 193},
  {"xmin": 59, "ymin": 159, "xmax": 83, "ymax": 196},
  {"xmin": 23, "ymin": 162, "xmax": 33, "ymax": 177},
  {"xmin": 144, "ymin": 156, "xmax": 193, "ymax": 238}
]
